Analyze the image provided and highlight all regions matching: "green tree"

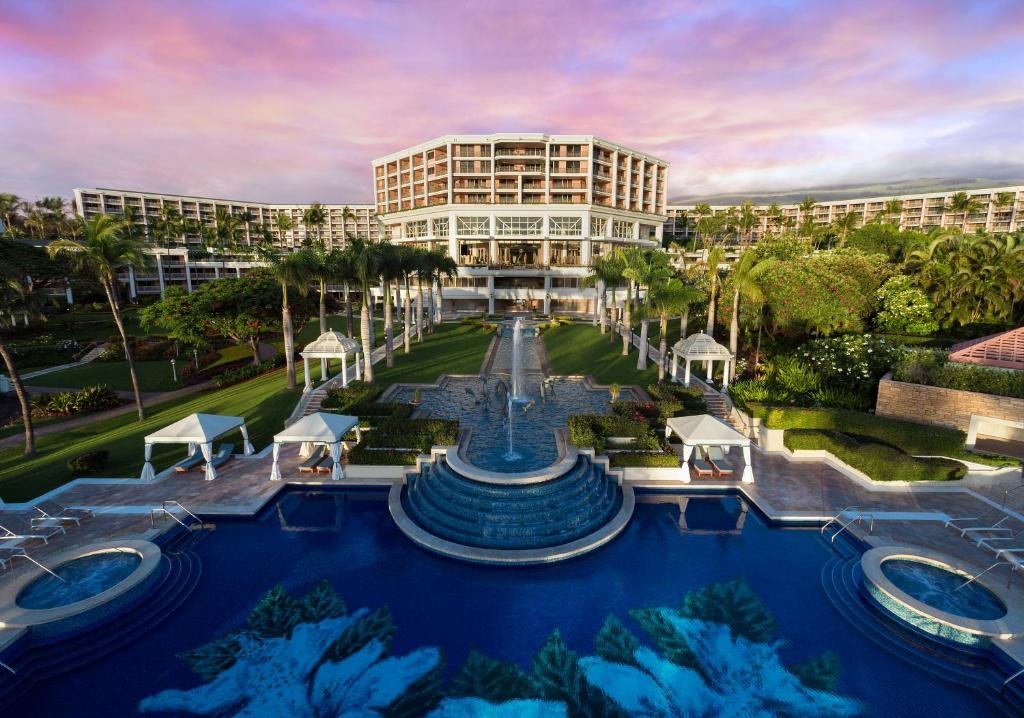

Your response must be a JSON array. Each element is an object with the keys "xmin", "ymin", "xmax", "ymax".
[
  {"xmin": 0, "ymin": 193, "xmax": 21, "ymax": 237},
  {"xmin": 349, "ymin": 237, "xmax": 383, "ymax": 382},
  {"xmin": 648, "ymin": 277, "xmax": 703, "ymax": 381},
  {"xmin": 945, "ymin": 191, "xmax": 982, "ymax": 233},
  {"xmin": 583, "ymin": 253, "xmax": 624, "ymax": 336},
  {"xmin": 377, "ymin": 242, "xmax": 404, "ymax": 368},
  {"xmin": 725, "ymin": 249, "xmax": 764, "ymax": 356},
  {"xmin": 267, "ymin": 252, "xmax": 314, "ymax": 389},
  {"xmin": 302, "ymin": 202, "xmax": 327, "ymax": 245},
  {"xmin": 50, "ymin": 214, "xmax": 150, "ymax": 419},
  {"xmin": 798, "ymin": 196, "xmax": 818, "ymax": 237},
  {"xmin": 0, "ymin": 272, "xmax": 48, "ymax": 456},
  {"xmin": 274, "ymin": 211, "xmax": 294, "ymax": 247},
  {"xmin": 701, "ymin": 245, "xmax": 726, "ymax": 338},
  {"xmin": 832, "ymin": 211, "xmax": 860, "ymax": 247}
]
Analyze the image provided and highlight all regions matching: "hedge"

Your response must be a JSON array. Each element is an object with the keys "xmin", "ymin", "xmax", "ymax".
[
  {"xmin": 894, "ymin": 356, "xmax": 1024, "ymax": 399},
  {"xmin": 568, "ymin": 414, "xmax": 660, "ymax": 454},
  {"xmin": 784, "ymin": 429, "xmax": 966, "ymax": 482},
  {"xmin": 360, "ymin": 419, "xmax": 458, "ymax": 452},
  {"xmin": 347, "ymin": 446, "xmax": 419, "ymax": 466},
  {"xmin": 746, "ymin": 404, "xmax": 1012, "ymax": 467},
  {"xmin": 609, "ymin": 452, "xmax": 680, "ymax": 468}
]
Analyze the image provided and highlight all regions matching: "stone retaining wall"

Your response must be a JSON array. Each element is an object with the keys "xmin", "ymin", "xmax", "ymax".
[{"xmin": 875, "ymin": 375, "xmax": 1024, "ymax": 432}]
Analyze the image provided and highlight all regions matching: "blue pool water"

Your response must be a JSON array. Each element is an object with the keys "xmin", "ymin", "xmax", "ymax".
[
  {"xmin": 3, "ymin": 490, "xmax": 1006, "ymax": 716},
  {"xmin": 882, "ymin": 559, "xmax": 1006, "ymax": 621},
  {"xmin": 16, "ymin": 551, "xmax": 141, "ymax": 610}
]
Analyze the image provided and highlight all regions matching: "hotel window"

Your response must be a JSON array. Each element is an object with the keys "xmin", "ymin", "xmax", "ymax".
[
  {"xmin": 456, "ymin": 216, "xmax": 490, "ymax": 236},
  {"xmin": 613, "ymin": 220, "xmax": 634, "ymax": 239},
  {"xmin": 550, "ymin": 277, "xmax": 580, "ymax": 288},
  {"xmin": 495, "ymin": 216, "xmax": 543, "ymax": 236},
  {"xmin": 458, "ymin": 161, "xmax": 477, "ymax": 173},
  {"xmin": 549, "ymin": 217, "xmax": 582, "ymax": 236},
  {"xmin": 432, "ymin": 217, "xmax": 449, "ymax": 236},
  {"xmin": 589, "ymin": 217, "xmax": 607, "ymax": 237},
  {"xmin": 405, "ymin": 220, "xmax": 428, "ymax": 238}
]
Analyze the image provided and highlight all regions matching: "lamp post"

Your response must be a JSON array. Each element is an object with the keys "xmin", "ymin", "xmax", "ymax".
[{"xmin": 170, "ymin": 358, "xmax": 177, "ymax": 383}]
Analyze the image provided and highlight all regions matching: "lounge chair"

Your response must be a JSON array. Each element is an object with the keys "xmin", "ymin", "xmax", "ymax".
[
  {"xmin": 299, "ymin": 447, "xmax": 327, "ymax": 474},
  {"xmin": 706, "ymin": 446, "xmax": 736, "ymax": 478},
  {"xmin": 0, "ymin": 522, "xmax": 64, "ymax": 544},
  {"xmin": 950, "ymin": 516, "xmax": 1012, "ymax": 539},
  {"xmin": 202, "ymin": 443, "xmax": 235, "ymax": 472},
  {"xmin": 315, "ymin": 454, "xmax": 338, "ymax": 474},
  {"xmin": 36, "ymin": 500, "xmax": 92, "ymax": 525},
  {"xmin": 690, "ymin": 451, "xmax": 714, "ymax": 478},
  {"xmin": 174, "ymin": 451, "xmax": 206, "ymax": 473}
]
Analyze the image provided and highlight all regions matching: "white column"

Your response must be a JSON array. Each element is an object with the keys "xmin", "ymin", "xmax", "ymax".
[
  {"xmin": 741, "ymin": 445, "xmax": 754, "ymax": 483},
  {"xmin": 684, "ymin": 359, "xmax": 692, "ymax": 387},
  {"xmin": 723, "ymin": 360, "xmax": 731, "ymax": 387},
  {"xmin": 303, "ymin": 356, "xmax": 312, "ymax": 392},
  {"xmin": 183, "ymin": 254, "xmax": 193, "ymax": 292},
  {"xmin": 341, "ymin": 353, "xmax": 349, "ymax": 387},
  {"xmin": 355, "ymin": 351, "xmax": 362, "ymax": 379},
  {"xmin": 671, "ymin": 353, "xmax": 679, "ymax": 381},
  {"xmin": 320, "ymin": 357, "xmax": 328, "ymax": 384},
  {"xmin": 155, "ymin": 254, "xmax": 166, "ymax": 297}
]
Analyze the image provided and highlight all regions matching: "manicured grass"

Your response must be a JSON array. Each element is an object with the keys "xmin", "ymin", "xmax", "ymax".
[
  {"xmin": 0, "ymin": 369, "xmax": 303, "ymax": 502},
  {"xmin": 374, "ymin": 323, "xmax": 493, "ymax": 386},
  {"xmin": 748, "ymin": 404, "xmax": 1013, "ymax": 467},
  {"xmin": 543, "ymin": 323, "xmax": 659, "ymax": 386},
  {"xmin": 26, "ymin": 359, "xmax": 183, "ymax": 392},
  {"xmin": 784, "ymin": 430, "xmax": 966, "ymax": 482}
]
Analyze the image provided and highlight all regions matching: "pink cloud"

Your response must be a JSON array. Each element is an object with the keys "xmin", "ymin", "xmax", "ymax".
[{"xmin": 2, "ymin": 0, "xmax": 1023, "ymax": 203}]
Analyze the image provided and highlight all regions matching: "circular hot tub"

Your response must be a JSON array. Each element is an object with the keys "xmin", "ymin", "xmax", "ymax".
[
  {"xmin": 17, "ymin": 549, "xmax": 143, "ymax": 610},
  {"xmin": 0, "ymin": 540, "xmax": 162, "ymax": 630},
  {"xmin": 861, "ymin": 546, "xmax": 1024, "ymax": 646}
]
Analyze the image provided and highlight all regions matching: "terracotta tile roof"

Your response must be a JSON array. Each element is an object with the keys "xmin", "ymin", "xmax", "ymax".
[{"xmin": 949, "ymin": 327, "xmax": 1024, "ymax": 371}]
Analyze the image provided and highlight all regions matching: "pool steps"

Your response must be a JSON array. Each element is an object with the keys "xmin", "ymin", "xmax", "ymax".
[{"xmin": 403, "ymin": 455, "xmax": 623, "ymax": 551}]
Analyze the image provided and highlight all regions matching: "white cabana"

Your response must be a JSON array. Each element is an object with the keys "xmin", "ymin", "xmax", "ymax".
[
  {"xmin": 141, "ymin": 413, "xmax": 253, "ymax": 481},
  {"xmin": 670, "ymin": 333, "xmax": 735, "ymax": 387},
  {"xmin": 270, "ymin": 412, "xmax": 361, "ymax": 481},
  {"xmin": 665, "ymin": 414, "xmax": 753, "ymax": 483},
  {"xmin": 300, "ymin": 331, "xmax": 362, "ymax": 393}
]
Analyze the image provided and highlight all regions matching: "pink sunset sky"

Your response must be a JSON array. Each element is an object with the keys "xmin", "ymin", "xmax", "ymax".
[{"xmin": 3, "ymin": 0, "xmax": 1024, "ymax": 203}]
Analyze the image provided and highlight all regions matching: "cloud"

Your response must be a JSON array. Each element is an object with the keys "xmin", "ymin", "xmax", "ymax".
[{"xmin": 2, "ymin": 0, "xmax": 1023, "ymax": 202}]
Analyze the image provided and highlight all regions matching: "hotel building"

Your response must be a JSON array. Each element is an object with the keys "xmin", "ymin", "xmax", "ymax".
[
  {"xmin": 371, "ymin": 133, "xmax": 668, "ymax": 314},
  {"xmin": 663, "ymin": 186, "xmax": 1024, "ymax": 246}
]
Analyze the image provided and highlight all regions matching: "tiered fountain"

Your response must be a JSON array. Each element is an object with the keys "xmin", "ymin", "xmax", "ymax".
[{"xmin": 392, "ymin": 319, "xmax": 634, "ymax": 564}]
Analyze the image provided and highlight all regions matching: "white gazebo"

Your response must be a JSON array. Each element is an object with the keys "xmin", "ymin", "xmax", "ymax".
[
  {"xmin": 141, "ymin": 413, "xmax": 254, "ymax": 481},
  {"xmin": 300, "ymin": 331, "xmax": 362, "ymax": 393},
  {"xmin": 665, "ymin": 414, "xmax": 753, "ymax": 483},
  {"xmin": 671, "ymin": 333, "xmax": 735, "ymax": 387},
  {"xmin": 269, "ymin": 412, "xmax": 360, "ymax": 481}
]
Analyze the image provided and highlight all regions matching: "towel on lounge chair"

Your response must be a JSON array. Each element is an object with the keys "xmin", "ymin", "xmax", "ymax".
[{"xmin": 706, "ymin": 446, "xmax": 736, "ymax": 477}]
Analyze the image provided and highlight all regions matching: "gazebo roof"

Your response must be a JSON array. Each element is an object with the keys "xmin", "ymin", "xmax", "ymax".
[
  {"xmin": 275, "ymin": 412, "xmax": 358, "ymax": 443},
  {"xmin": 949, "ymin": 327, "xmax": 1024, "ymax": 371},
  {"xmin": 300, "ymin": 330, "xmax": 360, "ymax": 358},
  {"xmin": 672, "ymin": 333, "xmax": 733, "ymax": 360},
  {"xmin": 666, "ymin": 414, "xmax": 749, "ymax": 446},
  {"xmin": 144, "ymin": 413, "xmax": 245, "ymax": 445}
]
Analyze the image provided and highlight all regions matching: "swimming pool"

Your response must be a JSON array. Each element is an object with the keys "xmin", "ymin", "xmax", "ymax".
[
  {"xmin": 16, "ymin": 550, "xmax": 142, "ymax": 610},
  {"xmin": 2, "ymin": 490, "xmax": 1009, "ymax": 716}
]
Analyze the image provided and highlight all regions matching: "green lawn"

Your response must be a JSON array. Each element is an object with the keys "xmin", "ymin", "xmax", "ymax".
[
  {"xmin": 543, "ymin": 323, "xmax": 660, "ymax": 385},
  {"xmin": 26, "ymin": 359, "xmax": 183, "ymax": 392},
  {"xmin": 374, "ymin": 323, "xmax": 493, "ymax": 386},
  {"xmin": 0, "ymin": 369, "xmax": 303, "ymax": 502}
]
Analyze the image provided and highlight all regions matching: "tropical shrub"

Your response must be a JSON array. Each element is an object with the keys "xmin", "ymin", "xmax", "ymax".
[
  {"xmin": 31, "ymin": 384, "xmax": 122, "ymax": 417},
  {"xmin": 894, "ymin": 351, "xmax": 1024, "ymax": 399},
  {"xmin": 784, "ymin": 429, "xmax": 966, "ymax": 482},
  {"xmin": 797, "ymin": 334, "xmax": 903, "ymax": 390},
  {"xmin": 361, "ymin": 419, "xmax": 458, "ymax": 452},
  {"xmin": 212, "ymin": 358, "xmax": 282, "ymax": 388},
  {"xmin": 608, "ymin": 452, "xmax": 679, "ymax": 467},
  {"xmin": 67, "ymin": 450, "xmax": 109, "ymax": 474},
  {"xmin": 569, "ymin": 414, "xmax": 660, "ymax": 453},
  {"xmin": 874, "ymin": 276, "xmax": 939, "ymax": 336}
]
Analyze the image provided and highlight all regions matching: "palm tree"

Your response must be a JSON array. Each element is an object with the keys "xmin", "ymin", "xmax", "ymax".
[
  {"xmin": 882, "ymin": 198, "xmax": 904, "ymax": 225},
  {"xmin": 945, "ymin": 191, "xmax": 982, "ymax": 234},
  {"xmin": 582, "ymin": 254, "xmax": 623, "ymax": 335},
  {"xmin": 398, "ymin": 246, "xmax": 425, "ymax": 354},
  {"xmin": 692, "ymin": 202, "xmax": 712, "ymax": 249},
  {"xmin": 726, "ymin": 250, "xmax": 764, "ymax": 357},
  {"xmin": 833, "ymin": 211, "xmax": 860, "ymax": 246},
  {"xmin": 737, "ymin": 201, "xmax": 758, "ymax": 245},
  {"xmin": 701, "ymin": 245, "xmax": 726, "ymax": 338},
  {"xmin": 377, "ymin": 242, "xmax": 405, "ymax": 368},
  {"xmin": 0, "ymin": 193, "xmax": 20, "ymax": 236},
  {"xmin": 50, "ymin": 214, "xmax": 150, "ymax": 419},
  {"xmin": 267, "ymin": 251, "xmax": 313, "ymax": 389},
  {"xmin": 421, "ymin": 249, "xmax": 456, "ymax": 333},
  {"xmin": 0, "ymin": 272, "xmax": 47, "ymax": 456},
  {"xmin": 648, "ymin": 277, "xmax": 703, "ymax": 381},
  {"xmin": 798, "ymin": 196, "xmax": 818, "ymax": 237},
  {"xmin": 304, "ymin": 241, "xmax": 336, "ymax": 335},
  {"xmin": 302, "ymin": 202, "xmax": 327, "ymax": 245},
  {"xmin": 274, "ymin": 211, "xmax": 295, "ymax": 248},
  {"xmin": 625, "ymin": 250, "xmax": 671, "ymax": 370},
  {"xmin": 995, "ymin": 191, "xmax": 1016, "ymax": 229},
  {"xmin": 152, "ymin": 205, "xmax": 183, "ymax": 248},
  {"xmin": 617, "ymin": 246, "xmax": 645, "ymax": 356},
  {"xmin": 349, "ymin": 237, "xmax": 384, "ymax": 382},
  {"xmin": 765, "ymin": 203, "xmax": 784, "ymax": 234}
]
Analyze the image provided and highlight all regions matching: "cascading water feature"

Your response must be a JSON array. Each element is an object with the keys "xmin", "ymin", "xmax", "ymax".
[{"xmin": 509, "ymin": 318, "xmax": 527, "ymax": 403}]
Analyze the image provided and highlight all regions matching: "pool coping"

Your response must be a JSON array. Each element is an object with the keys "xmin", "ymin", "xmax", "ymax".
[
  {"xmin": 0, "ymin": 539, "xmax": 162, "ymax": 630},
  {"xmin": 861, "ymin": 545, "xmax": 1024, "ymax": 639}
]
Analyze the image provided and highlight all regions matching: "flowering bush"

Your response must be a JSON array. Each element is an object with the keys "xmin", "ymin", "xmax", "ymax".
[
  {"xmin": 798, "ymin": 334, "xmax": 903, "ymax": 390},
  {"xmin": 874, "ymin": 276, "xmax": 939, "ymax": 336}
]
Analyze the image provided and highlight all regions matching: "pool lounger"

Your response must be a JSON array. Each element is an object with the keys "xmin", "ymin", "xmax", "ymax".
[
  {"xmin": 705, "ymin": 446, "xmax": 736, "ymax": 477},
  {"xmin": 34, "ymin": 501, "xmax": 92, "ymax": 526},
  {"xmin": 174, "ymin": 451, "xmax": 206, "ymax": 473},
  {"xmin": 0, "ymin": 523, "xmax": 64, "ymax": 544},
  {"xmin": 299, "ymin": 448, "xmax": 327, "ymax": 473},
  {"xmin": 690, "ymin": 454, "xmax": 715, "ymax": 478}
]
